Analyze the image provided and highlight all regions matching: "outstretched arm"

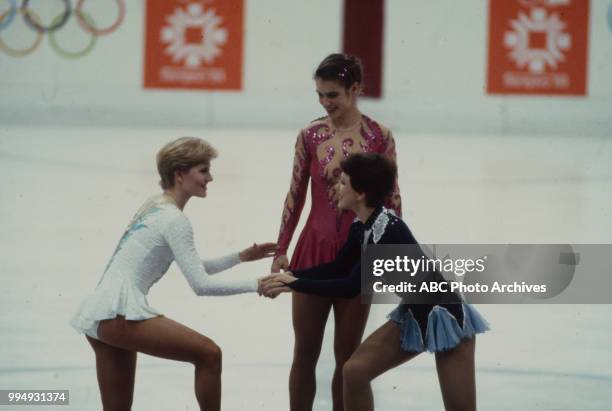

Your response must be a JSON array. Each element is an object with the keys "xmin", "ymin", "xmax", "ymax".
[
  {"xmin": 264, "ymin": 218, "xmax": 420, "ymax": 299},
  {"xmin": 262, "ymin": 224, "xmax": 363, "ymax": 298},
  {"xmin": 290, "ymin": 221, "xmax": 361, "ymax": 280},
  {"xmin": 291, "ymin": 263, "xmax": 361, "ymax": 298},
  {"xmin": 164, "ymin": 214, "xmax": 259, "ymax": 296},
  {"xmin": 263, "ymin": 264, "xmax": 361, "ymax": 299},
  {"xmin": 202, "ymin": 242, "xmax": 277, "ymax": 274},
  {"xmin": 202, "ymin": 253, "xmax": 241, "ymax": 275}
]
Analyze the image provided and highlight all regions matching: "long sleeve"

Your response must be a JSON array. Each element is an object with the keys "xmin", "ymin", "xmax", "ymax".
[
  {"xmin": 164, "ymin": 214, "xmax": 257, "ymax": 296},
  {"xmin": 289, "ymin": 223, "xmax": 362, "ymax": 297},
  {"xmin": 289, "ymin": 263, "xmax": 361, "ymax": 299},
  {"xmin": 275, "ymin": 131, "xmax": 311, "ymax": 256},
  {"xmin": 291, "ymin": 261, "xmax": 338, "ymax": 280},
  {"xmin": 288, "ymin": 214, "xmax": 418, "ymax": 299},
  {"xmin": 383, "ymin": 131, "xmax": 402, "ymax": 217},
  {"xmin": 203, "ymin": 252, "xmax": 241, "ymax": 274}
]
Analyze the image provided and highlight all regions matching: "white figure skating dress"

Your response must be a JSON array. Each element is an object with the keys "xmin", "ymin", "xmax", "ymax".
[{"xmin": 70, "ymin": 195, "xmax": 257, "ymax": 339}]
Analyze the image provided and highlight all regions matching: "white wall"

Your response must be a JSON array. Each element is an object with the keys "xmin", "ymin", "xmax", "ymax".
[{"xmin": 0, "ymin": 0, "xmax": 610, "ymax": 136}]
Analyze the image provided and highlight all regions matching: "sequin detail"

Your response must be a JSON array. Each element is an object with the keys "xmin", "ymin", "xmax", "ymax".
[
  {"xmin": 371, "ymin": 209, "xmax": 391, "ymax": 244},
  {"xmin": 342, "ymin": 138, "xmax": 354, "ymax": 157},
  {"xmin": 275, "ymin": 115, "xmax": 403, "ymax": 256}
]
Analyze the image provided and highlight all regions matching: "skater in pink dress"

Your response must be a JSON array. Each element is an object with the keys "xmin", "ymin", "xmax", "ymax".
[
  {"xmin": 271, "ymin": 53, "xmax": 402, "ymax": 410},
  {"xmin": 71, "ymin": 137, "xmax": 276, "ymax": 411}
]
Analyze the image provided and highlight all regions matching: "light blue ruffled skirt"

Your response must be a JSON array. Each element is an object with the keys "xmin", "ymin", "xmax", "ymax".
[{"xmin": 387, "ymin": 304, "xmax": 489, "ymax": 353}]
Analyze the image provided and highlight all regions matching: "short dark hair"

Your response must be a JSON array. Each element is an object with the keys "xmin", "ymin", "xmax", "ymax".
[
  {"xmin": 314, "ymin": 53, "xmax": 364, "ymax": 89},
  {"xmin": 340, "ymin": 153, "xmax": 397, "ymax": 208}
]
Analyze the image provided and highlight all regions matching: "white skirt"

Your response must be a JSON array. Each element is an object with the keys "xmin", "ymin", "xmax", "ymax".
[{"xmin": 70, "ymin": 277, "xmax": 161, "ymax": 340}]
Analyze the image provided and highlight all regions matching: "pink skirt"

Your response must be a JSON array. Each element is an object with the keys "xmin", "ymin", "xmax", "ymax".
[{"xmin": 289, "ymin": 210, "xmax": 356, "ymax": 271}]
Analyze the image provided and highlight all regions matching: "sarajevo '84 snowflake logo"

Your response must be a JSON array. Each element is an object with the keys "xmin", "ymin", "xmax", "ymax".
[
  {"xmin": 161, "ymin": 3, "xmax": 228, "ymax": 67},
  {"xmin": 504, "ymin": 7, "xmax": 571, "ymax": 74}
]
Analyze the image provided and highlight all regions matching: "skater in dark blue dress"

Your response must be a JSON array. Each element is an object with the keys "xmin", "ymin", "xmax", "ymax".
[{"xmin": 262, "ymin": 152, "xmax": 488, "ymax": 410}]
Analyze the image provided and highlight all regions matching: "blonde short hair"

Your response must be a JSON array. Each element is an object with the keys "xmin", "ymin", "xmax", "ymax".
[{"xmin": 156, "ymin": 137, "xmax": 218, "ymax": 189}]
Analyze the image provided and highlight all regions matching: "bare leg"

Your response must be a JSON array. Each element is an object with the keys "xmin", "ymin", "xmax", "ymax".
[
  {"xmin": 96, "ymin": 315, "xmax": 222, "ymax": 411},
  {"xmin": 435, "ymin": 337, "xmax": 476, "ymax": 411},
  {"xmin": 330, "ymin": 296, "xmax": 370, "ymax": 411},
  {"xmin": 343, "ymin": 321, "xmax": 421, "ymax": 411},
  {"xmin": 289, "ymin": 292, "xmax": 333, "ymax": 411},
  {"xmin": 87, "ymin": 336, "xmax": 137, "ymax": 411}
]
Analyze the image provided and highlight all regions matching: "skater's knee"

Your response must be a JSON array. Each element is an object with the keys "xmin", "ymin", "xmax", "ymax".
[
  {"xmin": 334, "ymin": 343, "xmax": 358, "ymax": 366},
  {"xmin": 195, "ymin": 340, "xmax": 222, "ymax": 372},
  {"xmin": 343, "ymin": 357, "xmax": 371, "ymax": 387},
  {"xmin": 293, "ymin": 340, "xmax": 323, "ymax": 367}
]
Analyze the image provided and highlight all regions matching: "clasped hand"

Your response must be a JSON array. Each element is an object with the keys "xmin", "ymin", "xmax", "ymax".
[
  {"xmin": 239, "ymin": 246, "xmax": 295, "ymax": 298},
  {"xmin": 257, "ymin": 272, "xmax": 296, "ymax": 298}
]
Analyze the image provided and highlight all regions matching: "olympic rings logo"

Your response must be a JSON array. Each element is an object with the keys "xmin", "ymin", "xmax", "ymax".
[{"xmin": 0, "ymin": 0, "xmax": 125, "ymax": 58}]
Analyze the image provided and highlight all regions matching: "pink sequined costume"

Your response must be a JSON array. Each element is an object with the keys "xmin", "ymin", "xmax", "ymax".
[{"xmin": 276, "ymin": 115, "xmax": 402, "ymax": 271}]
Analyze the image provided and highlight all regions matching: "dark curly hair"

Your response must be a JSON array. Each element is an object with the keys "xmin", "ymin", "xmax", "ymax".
[{"xmin": 340, "ymin": 153, "xmax": 397, "ymax": 208}]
